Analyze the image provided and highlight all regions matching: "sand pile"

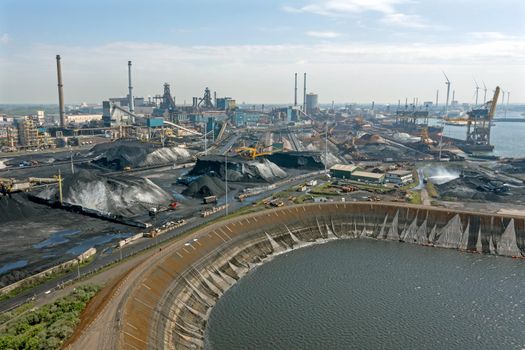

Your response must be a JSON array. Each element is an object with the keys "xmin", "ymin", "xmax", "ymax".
[
  {"xmin": 90, "ymin": 140, "xmax": 192, "ymax": 170},
  {"xmin": 189, "ymin": 156, "xmax": 287, "ymax": 183},
  {"xmin": 37, "ymin": 171, "xmax": 173, "ymax": 217},
  {"xmin": 182, "ymin": 175, "xmax": 227, "ymax": 198}
]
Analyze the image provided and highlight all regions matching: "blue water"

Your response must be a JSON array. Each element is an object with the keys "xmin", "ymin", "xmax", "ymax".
[
  {"xmin": 66, "ymin": 232, "xmax": 132, "ymax": 256},
  {"xmin": 0, "ymin": 260, "xmax": 28, "ymax": 274},
  {"xmin": 206, "ymin": 240, "xmax": 525, "ymax": 350},
  {"xmin": 431, "ymin": 109, "xmax": 525, "ymax": 158},
  {"xmin": 33, "ymin": 229, "xmax": 81, "ymax": 249}
]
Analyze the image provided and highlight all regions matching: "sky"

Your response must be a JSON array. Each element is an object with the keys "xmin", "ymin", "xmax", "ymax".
[{"xmin": 0, "ymin": 0, "xmax": 524, "ymax": 105}]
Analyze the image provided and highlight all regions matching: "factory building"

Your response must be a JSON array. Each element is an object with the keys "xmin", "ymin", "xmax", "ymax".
[
  {"xmin": 235, "ymin": 111, "xmax": 262, "ymax": 126},
  {"xmin": 64, "ymin": 114, "xmax": 103, "ymax": 126},
  {"xmin": 216, "ymin": 97, "xmax": 236, "ymax": 111},
  {"xmin": 305, "ymin": 93, "xmax": 318, "ymax": 115},
  {"xmin": 385, "ymin": 170, "xmax": 413, "ymax": 185},
  {"xmin": 102, "ymin": 101, "xmax": 135, "ymax": 127},
  {"xmin": 15, "ymin": 117, "xmax": 51, "ymax": 148},
  {"xmin": 350, "ymin": 171, "xmax": 385, "ymax": 184},
  {"xmin": 329, "ymin": 164, "xmax": 361, "ymax": 179},
  {"xmin": 330, "ymin": 163, "xmax": 385, "ymax": 184}
]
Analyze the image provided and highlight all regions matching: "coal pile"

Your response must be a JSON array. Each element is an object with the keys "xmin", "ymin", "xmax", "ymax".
[
  {"xmin": 90, "ymin": 140, "xmax": 192, "ymax": 170},
  {"xmin": 182, "ymin": 175, "xmax": 227, "ymax": 198},
  {"xmin": 357, "ymin": 144, "xmax": 415, "ymax": 161},
  {"xmin": 267, "ymin": 152, "xmax": 324, "ymax": 170},
  {"xmin": 0, "ymin": 193, "xmax": 44, "ymax": 223},
  {"xmin": 436, "ymin": 172, "xmax": 511, "ymax": 202},
  {"xmin": 36, "ymin": 170, "xmax": 173, "ymax": 217},
  {"xmin": 495, "ymin": 158, "xmax": 525, "ymax": 174},
  {"xmin": 188, "ymin": 155, "xmax": 287, "ymax": 183}
]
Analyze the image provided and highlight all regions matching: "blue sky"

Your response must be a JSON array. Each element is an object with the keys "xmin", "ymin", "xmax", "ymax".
[{"xmin": 1, "ymin": 0, "xmax": 524, "ymax": 104}]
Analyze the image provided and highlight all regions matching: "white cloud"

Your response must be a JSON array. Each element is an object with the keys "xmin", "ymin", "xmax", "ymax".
[
  {"xmin": 381, "ymin": 13, "xmax": 427, "ymax": 28},
  {"xmin": 307, "ymin": 31, "xmax": 342, "ymax": 38},
  {"xmin": 0, "ymin": 33, "xmax": 9, "ymax": 45},
  {"xmin": 283, "ymin": 0, "xmax": 432, "ymax": 28},
  {"xmin": 284, "ymin": 0, "xmax": 409, "ymax": 16},
  {"xmin": 467, "ymin": 32, "xmax": 512, "ymax": 40}
]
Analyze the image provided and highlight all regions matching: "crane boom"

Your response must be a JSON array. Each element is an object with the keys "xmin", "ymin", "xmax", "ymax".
[{"xmin": 488, "ymin": 86, "xmax": 500, "ymax": 120}]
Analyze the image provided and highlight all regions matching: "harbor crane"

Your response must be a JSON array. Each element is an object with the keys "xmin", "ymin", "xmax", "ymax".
[
  {"xmin": 474, "ymin": 79, "xmax": 480, "ymax": 105},
  {"xmin": 464, "ymin": 86, "xmax": 500, "ymax": 152}
]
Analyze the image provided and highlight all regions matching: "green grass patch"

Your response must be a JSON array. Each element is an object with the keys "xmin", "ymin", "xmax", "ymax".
[
  {"xmin": 426, "ymin": 181, "xmax": 438, "ymax": 198},
  {"xmin": 0, "ymin": 284, "xmax": 101, "ymax": 350},
  {"xmin": 406, "ymin": 191, "xmax": 422, "ymax": 204},
  {"xmin": 0, "ymin": 258, "xmax": 95, "ymax": 303}
]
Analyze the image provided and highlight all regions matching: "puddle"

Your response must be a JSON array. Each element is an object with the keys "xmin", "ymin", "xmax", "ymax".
[
  {"xmin": 0, "ymin": 260, "xmax": 28, "ymax": 274},
  {"xmin": 33, "ymin": 229, "xmax": 81, "ymax": 249},
  {"xmin": 66, "ymin": 232, "xmax": 132, "ymax": 256}
]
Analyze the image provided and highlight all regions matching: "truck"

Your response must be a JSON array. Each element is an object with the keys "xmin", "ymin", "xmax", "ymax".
[{"xmin": 203, "ymin": 195, "xmax": 217, "ymax": 204}]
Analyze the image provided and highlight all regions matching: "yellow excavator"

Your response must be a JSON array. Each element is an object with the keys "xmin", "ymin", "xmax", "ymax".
[{"xmin": 235, "ymin": 146, "xmax": 273, "ymax": 160}]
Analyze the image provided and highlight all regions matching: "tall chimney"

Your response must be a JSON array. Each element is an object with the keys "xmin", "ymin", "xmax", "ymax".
[
  {"xmin": 128, "ymin": 61, "xmax": 134, "ymax": 113},
  {"xmin": 294, "ymin": 73, "xmax": 298, "ymax": 106},
  {"xmin": 56, "ymin": 55, "xmax": 65, "ymax": 128},
  {"xmin": 303, "ymin": 72, "xmax": 307, "ymax": 112}
]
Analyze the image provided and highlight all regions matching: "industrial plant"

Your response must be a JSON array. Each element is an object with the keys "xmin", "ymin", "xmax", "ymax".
[{"xmin": 1, "ymin": 54, "xmax": 524, "ymax": 350}]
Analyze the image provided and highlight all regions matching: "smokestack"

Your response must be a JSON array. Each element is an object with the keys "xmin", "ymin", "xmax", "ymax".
[
  {"xmin": 436, "ymin": 89, "xmax": 439, "ymax": 107},
  {"xmin": 303, "ymin": 73, "xmax": 307, "ymax": 112},
  {"xmin": 294, "ymin": 73, "xmax": 298, "ymax": 106},
  {"xmin": 56, "ymin": 55, "xmax": 65, "ymax": 128},
  {"xmin": 214, "ymin": 91, "xmax": 217, "ymax": 107},
  {"xmin": 128, "ymin": 61, "xmax": 134, "ymax": 113}
]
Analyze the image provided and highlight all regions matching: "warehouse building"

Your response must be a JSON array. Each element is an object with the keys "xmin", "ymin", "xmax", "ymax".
[
  {"xmin": 385, "ymin": 170, "xmax": 413, "ymax": 185},
  {"xmin": 350, "ymin": 171, "xmax": 385, "ymax": 184},
  {"xmin": 329, "ymin": 164, "xmax": 361, "ymax": 179}
]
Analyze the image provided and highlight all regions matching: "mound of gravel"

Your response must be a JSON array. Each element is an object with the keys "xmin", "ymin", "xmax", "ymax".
[
  {"xmin": 37, "ymin": 170, "xmax": 173, "ymax": 217},
  {"xmin": 0, "ymin": 193, "xmax": 43, "ymax": 222},
  {"xmin": 90, "ymin": 140, "xmax": 192, "ymax": 170},
  {"xmin": 182, "ymin": 175, "xmax": 227, "ymax": 198},
  {"xmin": 189, "ymin": 156, "xmax": 287, "ymax": 183}
]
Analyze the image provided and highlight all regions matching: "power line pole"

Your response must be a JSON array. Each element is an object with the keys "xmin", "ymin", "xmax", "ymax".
[{"xmin": 225, "ymin": 153, "xmax": 229, "ymax": 216}]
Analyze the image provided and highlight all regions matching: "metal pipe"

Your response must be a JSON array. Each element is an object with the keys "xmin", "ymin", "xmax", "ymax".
[
  {"xmin": 128, "ymin": 61, "xmax": 134, "ymax": 112},
  {"xmin": 303, "ymin": 72, "xmax": 307, "ymax": 112},
  {"xmin": 294, "ymin": 73, "xmax": 297, "ymax": 106},
  {"xmin": 56, "ymin": 55, "xmax": 65, "ymax": 128}
]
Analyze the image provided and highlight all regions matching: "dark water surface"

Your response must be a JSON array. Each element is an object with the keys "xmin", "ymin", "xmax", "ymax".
[{"xmin": 205, "ymin": 239, "xmax": 525, "ymax": 350}]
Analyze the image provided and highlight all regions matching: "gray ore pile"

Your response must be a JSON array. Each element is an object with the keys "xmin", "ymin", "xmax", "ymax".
[
  {"xmin": 189, "ymin": 155, "xmax": 287, "ymax": 183},
  {"xmin": 266, "ymin": 152, "xmax": 325, "ymax": 170},
  {"xmin": 90, "ymin": 140, "xmax": 192, "ymax": 170},
  {"xmin": 436, "ymin": 170, "xmax": 519, "ymax": 202},
  {"xmin": 182, "ymin": 175, "xmax": 227, "ymax": 198},
  {"xmin": 36, "ymin": 170, "xmax": 173, "ymax": 217}
]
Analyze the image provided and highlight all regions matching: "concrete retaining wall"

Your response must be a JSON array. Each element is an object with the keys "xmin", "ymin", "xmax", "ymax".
[{"xmin": 117, "ymin": 202, "xmax": 525, "ymax": 350}]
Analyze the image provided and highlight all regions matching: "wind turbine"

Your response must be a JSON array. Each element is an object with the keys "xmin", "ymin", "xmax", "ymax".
[
  {"xmin": 474, "ymin": 79, "xmax": 480, "ymax": 106},
  {"xmin": 505, "ymin": 91, "xmax": 510, "ymax": 119},
  {"xmin": 443, "ymin": 71, "xmax": 451, "ymax": 116},
  {"xmin": 482, "ymin": 81, "xmax": 487, "ymax": 104}
]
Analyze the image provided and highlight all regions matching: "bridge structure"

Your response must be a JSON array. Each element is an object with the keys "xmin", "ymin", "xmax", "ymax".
[{"xmin": 68, "ymin": 202, "xmax": 525, "ymax": 350}]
